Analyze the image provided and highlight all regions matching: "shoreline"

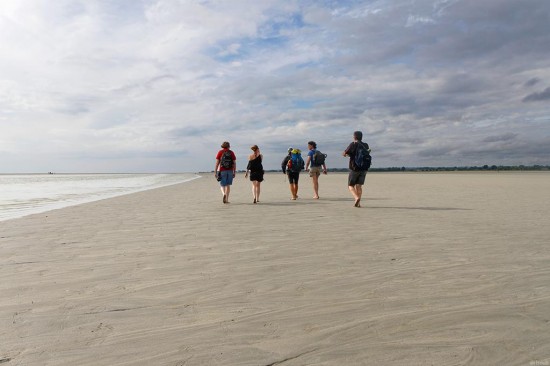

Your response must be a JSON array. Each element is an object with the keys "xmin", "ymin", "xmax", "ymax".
[
  {"xmin": 0, "ymin": 173, "xmax": 201, "ymax": 222},
  {"xmin": 1, "ymin": 172, "xmax": 549, "ymax": 365}
]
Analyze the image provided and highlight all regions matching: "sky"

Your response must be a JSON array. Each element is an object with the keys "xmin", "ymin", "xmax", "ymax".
[{"xmin": 1, "ymin": 0, "xmax": 549, "ymax": 173}]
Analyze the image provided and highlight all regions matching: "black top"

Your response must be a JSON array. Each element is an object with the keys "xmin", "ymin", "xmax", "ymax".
[{"xmin": 247, "ymin": 155, "xmax": 263, "ymax": 172}]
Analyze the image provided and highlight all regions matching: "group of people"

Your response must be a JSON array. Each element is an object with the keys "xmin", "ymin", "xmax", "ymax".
[{"xmin": 214, "ymin": 131, "xmax": 371, "ymax": 207}]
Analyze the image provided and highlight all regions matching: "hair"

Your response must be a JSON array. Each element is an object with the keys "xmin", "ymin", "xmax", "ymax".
[
  {"xmin": 307, "ymin": 141, "xmax": 317, "ymax": 149},
  {"xmin": 250, "ymin": 145, "xmax": 259, "ymax": 151},
  {"xmin": 353, "ymin": 131, "xmax": 363, "ymax": 141},
  {"xmin": 221, "ymin": 141, "xmax": 230, "ymax": 148}
]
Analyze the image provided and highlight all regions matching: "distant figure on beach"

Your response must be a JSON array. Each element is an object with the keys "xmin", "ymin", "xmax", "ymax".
[
  {"xmin": 343, "ymin": 131, "xmax": 372, "ymax": 207},
  {"xmin": 215, "ymin": 141, "xmax": 236, "ymax": 204},
  {"xmin": 305, "ymin": 141, "xmax": 327, "ymax": 199},
  {"xmin": 245, "ymin": 145, "xmax": 264, "ymax": 204},
  {"xmin": 282, "ymin": 147, "xmax": 304, "ymax": 200}
]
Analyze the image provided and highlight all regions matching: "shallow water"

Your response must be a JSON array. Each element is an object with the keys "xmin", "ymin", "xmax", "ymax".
[{"xmin": 0, "ymin": 173, "xmax": 200, "ymax": 221}]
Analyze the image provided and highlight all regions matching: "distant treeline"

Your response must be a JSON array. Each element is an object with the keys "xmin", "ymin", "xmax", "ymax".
[
  {"xmin": 357, "ymin": 165, "xmax": 550, "ymax": 172},
  {"xmin": 258, "ymin": 165, "xmax": 549, "ymax": 173}
]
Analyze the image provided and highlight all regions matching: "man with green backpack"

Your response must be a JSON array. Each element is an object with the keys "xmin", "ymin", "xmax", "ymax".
[{"xmin": 282, "ymin": 147, "xmax": 304, "ymax": 200}]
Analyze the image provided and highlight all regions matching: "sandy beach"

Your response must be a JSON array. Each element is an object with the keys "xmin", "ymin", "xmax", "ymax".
[{"xmin": 1, "ymin": 171, "xmax": 549, "ymax": 366}]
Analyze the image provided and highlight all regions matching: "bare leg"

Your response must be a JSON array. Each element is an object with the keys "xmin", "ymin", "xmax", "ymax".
[
  {"xmin": 290, "ymin": 184, "xmax": 298, "ymax": 199},
  {"xmin": 220, "ymin": 186, "xmax": 226, "ymax": 203},
  {"xmin": 255, "ymin": 182, "xmax": 261, "ymax": 202},
  {"xmin": 312, "ymin": 175, "xmax": 320, "ymax": 199},
  {"xmin": 252, "ymin": 181, "xmax": 260, "ymax": 203},
  {"xmin": 348, "ymin": 184, "xmax": 363, "ymax": 207},
  {"xmin": 225, "ymin": 186, "xmax": 231, "ymax": 203},
  {"xmin": 355, "ymin": 184, "xmax": 362, "ymax": 200}
]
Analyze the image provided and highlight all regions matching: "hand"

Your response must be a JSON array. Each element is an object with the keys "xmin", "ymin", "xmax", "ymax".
[{"xmin": 323, "ymin": 169, "xmax": 328, "ymax": 175}]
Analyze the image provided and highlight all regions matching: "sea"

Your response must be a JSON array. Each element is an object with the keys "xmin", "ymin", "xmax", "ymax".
[{"xmin": 0, "ymin": 173, "xmax": 200, "ymax": 222}]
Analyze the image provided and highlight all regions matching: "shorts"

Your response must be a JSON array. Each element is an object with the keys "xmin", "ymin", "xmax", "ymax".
[
  {"xmin": 219, "ymin": 170, "xmax": 234, "ymax": 186},
  {"xmin": 309, "ymin": 166, "xmax": 321, "ymax": 177},
  {"xmin": 348, "ymin": 170, "xmax": 367, "ymax": 186},
  {"xmin": 249, "ymin": 170, "xmax": 264, "ymax": 182},
  {"xmin": 287, "ymin": 171, "xmax": 300, "ymax": 184}
]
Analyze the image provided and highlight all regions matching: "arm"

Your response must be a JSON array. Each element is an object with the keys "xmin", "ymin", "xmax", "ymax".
[
  {"xmin": 214, "ymin": 159, "xmax": 220, "ymax": 177},
  {"xmin": 343, "ymin": 142, "xmax": 353, "ymax": 157},
  {"xmin": 232, "ymin": 151, "xmax": 237, "ymax": 177},
  {"xmin": 281, "ymin": 156, "xmax": 289, "ymax": 174},
  {"xmin": 305, "ymin": 155, "xmax": 311, "ymax": 171},
  {"xmin": 245, "ymin": 155, "xmax": 253, "ymax": 177}
]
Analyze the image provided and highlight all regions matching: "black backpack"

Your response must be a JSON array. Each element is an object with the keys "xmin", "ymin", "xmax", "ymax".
[
  {"xmin": 220, "ymin": 150, "xmax": 234, "ymax": 169},
  {"xmin": 313, "ymin": 150, "xmax": 327, "ymax": 166},
  {"xmin": 353, "ymin": 142, "xmax": 371, "ymax": 171}
]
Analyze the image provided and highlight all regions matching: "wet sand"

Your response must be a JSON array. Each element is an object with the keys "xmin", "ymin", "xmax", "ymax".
[{"xmin": 1, "ymin": 172, "xmax": 549, "ymax": 365}]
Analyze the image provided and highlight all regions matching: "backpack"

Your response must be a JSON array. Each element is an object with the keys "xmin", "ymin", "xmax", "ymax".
[
  {"xmin": 354, "ymin": 142, "xmax": 372, "ymax": 171},
  {"xmin": 313, "ymin": 150, "xmax": 327, "ymax": 166},
  {"xmin": 287, "ymin": 153, "xmax": 304, "ymax": 173},
  {"xmin": 220, "ymin": 150, "xmax": 234, "ymax": 169}
]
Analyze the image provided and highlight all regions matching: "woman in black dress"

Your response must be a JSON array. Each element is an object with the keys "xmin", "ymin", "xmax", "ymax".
[{"xmin": 245, "ymin": 145, "xmax": 264, "ymax": 203}]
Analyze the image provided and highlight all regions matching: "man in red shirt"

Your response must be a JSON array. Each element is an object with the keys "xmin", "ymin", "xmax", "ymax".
[{"xmin": 215, "ymin": 141, "xmax": 237, "ymax": 204}]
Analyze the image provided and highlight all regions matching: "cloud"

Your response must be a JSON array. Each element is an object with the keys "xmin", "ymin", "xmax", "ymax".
[
  {"xmin": 1, "ymin": 0, "xmax": 550, "ymax": 173},
  {"xmin": 482, "ymin": 133, "xmax": 518, "ymax": 143},
  {"xmin": 523, "ymin": 87, "xmax": 550, "ymax": 102},
  {"xmin": 525, "ymin": 77, "xmax": 541, "ymax": 87}
]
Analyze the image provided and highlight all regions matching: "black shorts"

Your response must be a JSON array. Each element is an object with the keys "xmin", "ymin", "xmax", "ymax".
[
  {"xmin": 250, "ymin": 171, "xmax": 264, "ymax": 182},
  {"xmin": 348, "ymin": 170, "xmax": 367, "ymax": 186},
  {"xmin": 287, "ymin": 171, "xmax": 300, "ymax": 184}
]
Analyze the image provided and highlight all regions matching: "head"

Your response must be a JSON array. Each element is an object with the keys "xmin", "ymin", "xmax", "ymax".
[
  {"xmin": 353, "ymin": 131, "xmax": 363, "ymax": 141},
  {"xmin": 288, "ymin": 147, "xmax": 293, "ymax": 153},
  {"xmin": 221, "ymin": 141, "xmax": 230, "ymax": 149},
  {"xmin": 307, "ymin": 141, "xmax": 317, "ymax": 150},
  {"xmin": 292, "ymin": 148, "xmax": 301, "ymax": 154},
  {"xmin": 251, "ymin": 145, "xmax": 259, "ymax": 152}
]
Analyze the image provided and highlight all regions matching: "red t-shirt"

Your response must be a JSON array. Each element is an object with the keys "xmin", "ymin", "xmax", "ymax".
[{"xmin": 216, "ymin": 149, "xmax": 236, "ymax": 171}]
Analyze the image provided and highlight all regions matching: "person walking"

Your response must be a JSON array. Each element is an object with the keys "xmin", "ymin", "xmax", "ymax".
[
  {"xmin": 343, "ymin": 131, "xmax": 371, "ymax": 207},
  {"xmin": 305, "ymin": 141, "xmax": 327, "ymax": 199},
  {"xmin": 245, "ymin": 145, "xmax": 264, "ymax": 203},
  {"xmin": 282, "ymin": 147, "xmax": 303, "ymax": 200},
  {"xmin": 214, "ymin": 141, "xmax": 236, "ymax": 204}
]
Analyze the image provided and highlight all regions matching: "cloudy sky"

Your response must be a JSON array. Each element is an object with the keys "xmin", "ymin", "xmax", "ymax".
[{"xmin": 1, "ymin": 0, "xmax": 549, "ymax": 173}]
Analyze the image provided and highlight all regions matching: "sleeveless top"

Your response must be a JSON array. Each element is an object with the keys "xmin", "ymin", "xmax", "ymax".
[{"xmin": 247, "ymin": 155, "xmax": 263, "ymax": 172}]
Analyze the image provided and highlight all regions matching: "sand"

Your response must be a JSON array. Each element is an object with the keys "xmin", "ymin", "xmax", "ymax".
[{"xmin": 1, "ymin": 171, "xmax": 549, "ymax": 366}]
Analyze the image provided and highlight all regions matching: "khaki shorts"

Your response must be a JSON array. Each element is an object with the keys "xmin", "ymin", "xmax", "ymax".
[{"xmin": 309, "ymin": 166, "xmax": 321, "ymax": 177}]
